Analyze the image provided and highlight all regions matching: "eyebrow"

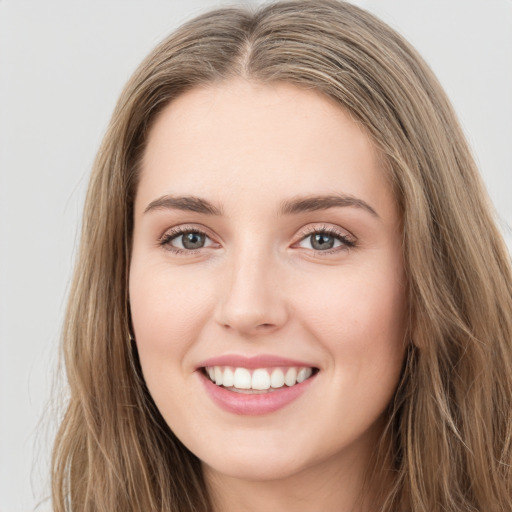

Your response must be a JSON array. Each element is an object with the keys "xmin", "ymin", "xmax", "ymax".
[
  {"xmin": 143, "ymin": 193, "xmax": 378, "ymax": 218},
  {"xmin": 279, "ymin": 194, "xmax": 379, "ymax": 217},
  {"xmin": 144, "ymin": 195, "xmax": 223, "ymax": 215}
]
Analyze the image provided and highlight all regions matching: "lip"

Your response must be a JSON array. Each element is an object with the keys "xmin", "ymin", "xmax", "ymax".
[
  {"xmin": 195, "ymin": 354, "xmax": 316, "ymax": 370},
  {"xmin": 196, "ymin": 355, "xmax": 318, "ymax": 415}
]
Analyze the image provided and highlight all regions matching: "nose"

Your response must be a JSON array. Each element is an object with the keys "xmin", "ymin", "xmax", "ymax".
[{"xmin": 214, "ymin": 246, "xmax": 289, "ymax": 337}]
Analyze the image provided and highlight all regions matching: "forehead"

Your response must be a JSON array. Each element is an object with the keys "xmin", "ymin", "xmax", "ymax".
[{"xmin": 137, "ymin": 79, "xmax": 396, "ymax": 221}]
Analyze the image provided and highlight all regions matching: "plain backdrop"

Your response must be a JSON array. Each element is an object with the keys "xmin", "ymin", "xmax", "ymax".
[{"xmin": 0, "ymin": 1, "xmax": 511, "ymax": 510}]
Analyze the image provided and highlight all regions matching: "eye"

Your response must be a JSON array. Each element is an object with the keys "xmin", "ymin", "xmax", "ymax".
[
  {"xmin": 159, "ymin": 228, "xmax": 215, "ymax": 252},
  {"xmin": 297, "ymin": 227, "xmax": 355, "ymax": 252}
]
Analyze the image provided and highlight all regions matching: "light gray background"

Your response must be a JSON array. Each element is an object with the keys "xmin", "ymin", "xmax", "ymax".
[{"xmin": 1, "ymin": 1, "xmax": 511, "ymax": 510}]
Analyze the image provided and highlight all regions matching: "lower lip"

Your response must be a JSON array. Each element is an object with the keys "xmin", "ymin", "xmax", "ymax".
[{"xmin": 199, "ymin": 371, "xmax": 316, "ymax": 415}]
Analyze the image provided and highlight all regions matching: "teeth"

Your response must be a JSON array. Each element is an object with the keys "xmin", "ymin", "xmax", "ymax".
[
  {"xmin": 252, "ymin": 369, "xmax": 271, "ymax": 390},
  {"xmin": 233, "ymin": 368, "xmax": 252, "ymax": 389},
  {"xmin": 223, "ymin": 367, "xmax": 234, "ymax": 387},
  {"xmin": 297, "ymin": 367, "xmax": 313, "ymax": 383},
  {"xmin": 204, "ymin": 365, "xmax": 315, "ymax": 391},
  {"xmin": 270, "ymin": 368, "xmax": 285, "ymax": 388},
  {"xmin": 214, "ymin": 366, "xmax": 223, "ymax": 386},
  {"xmin": 285, "ymin": 367, "xmax": 297, "ymax": 386}
]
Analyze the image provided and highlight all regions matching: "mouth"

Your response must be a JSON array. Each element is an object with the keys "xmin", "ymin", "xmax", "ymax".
[{"xmin": 201, "ymin": 365, "xmax": 319, "ymax": 394}]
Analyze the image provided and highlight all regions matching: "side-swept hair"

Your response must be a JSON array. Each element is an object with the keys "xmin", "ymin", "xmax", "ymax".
[{"xmin": 52, "ymin": 1, "xmax": 512, "ymax": 510}]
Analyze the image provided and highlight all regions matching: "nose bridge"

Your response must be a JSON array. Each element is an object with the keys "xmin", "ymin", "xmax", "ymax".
[{"xmin": 215, "ymin": 235, "xmax": 287, "ymax": 335}]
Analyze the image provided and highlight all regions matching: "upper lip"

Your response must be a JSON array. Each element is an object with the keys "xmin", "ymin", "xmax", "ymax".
[{"xmin": 196, "ymin": 354, "xmax": 318, "ymax": 370}]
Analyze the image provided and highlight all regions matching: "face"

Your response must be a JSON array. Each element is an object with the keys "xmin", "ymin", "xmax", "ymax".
[{"xmin": 129, "ymin": 80, "xmax": 406, "ymax": 484}]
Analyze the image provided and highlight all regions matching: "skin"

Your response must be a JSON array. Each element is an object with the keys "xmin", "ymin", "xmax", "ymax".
[{"xmin": 129, "ymin": 79, "xmax": 407, "ymax": 512}]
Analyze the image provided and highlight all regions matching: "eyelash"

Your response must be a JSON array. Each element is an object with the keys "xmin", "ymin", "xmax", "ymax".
[
  {"xmin": 158, "ymin": 225, "xmax": 212, "ymax": 255},
  {"xmin": 297, "ymin": 225, "xmax": 356, "ymax": 255},
  {"xmin": 158, "ymin": 225, "xmax": 356, "ymax": 255}
]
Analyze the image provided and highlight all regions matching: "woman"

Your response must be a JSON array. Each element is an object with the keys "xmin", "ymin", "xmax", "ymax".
[{"xmin": 51, "ymin": 1, "xmax": 512, "ymax": 510}]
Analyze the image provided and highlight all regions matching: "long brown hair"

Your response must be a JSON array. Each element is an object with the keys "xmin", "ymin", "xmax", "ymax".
[{"xmin": 52, "ymin": 1, "xmax": 512, "ymax": 510}]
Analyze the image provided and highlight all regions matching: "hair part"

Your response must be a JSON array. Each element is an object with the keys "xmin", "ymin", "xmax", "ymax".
[{"xmin": 52, "ymin": 1, "xmax": 512, "ymax": 510}]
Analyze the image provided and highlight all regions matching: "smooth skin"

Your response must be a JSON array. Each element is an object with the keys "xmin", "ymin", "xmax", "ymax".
[{"xmin": 129, "ymin": 79, "xmax": 407, "ymax": 512}]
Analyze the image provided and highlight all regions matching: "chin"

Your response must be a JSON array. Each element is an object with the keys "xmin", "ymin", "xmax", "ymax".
[
  {"xmin": 194, "ymin": 427, "xmax": 334, "ymax": 484},
  {"xmin": 201, "ymin": 451, "xmax": 310, "ymax": 482}
]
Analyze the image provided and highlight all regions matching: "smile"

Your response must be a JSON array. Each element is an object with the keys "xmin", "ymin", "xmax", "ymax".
[
  {"xmin": 203, "ymin": 366, "xmax": 315, "ymax": 393},
  {"xmin": 198, "ymin": 358, "xmax": 318, "ymax": 415}
]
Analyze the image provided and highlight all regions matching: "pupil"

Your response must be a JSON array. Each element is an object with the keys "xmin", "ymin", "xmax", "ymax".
[
  {"xmin": 311, "ymin": 233, "xmax": 334, "ymax": 250},
  {"xmin": 182, "ymin": 232, "xmax": 205, "ymax": 249}
]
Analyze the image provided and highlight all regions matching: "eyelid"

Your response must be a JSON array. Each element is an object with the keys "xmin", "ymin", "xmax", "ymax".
[
  {"xmin": 156, "ymin": 222, "xmax": 356, "ymax": 255},
  {"xmin": 158, "ymin": 223, "xmax": 216, "ymax": 240},
  {"xmin": 292, "ymin": 223, "xmax": 356, "ymax": 253},
  {"xmin": 158, "ymin": 223, "xmax": 220, "ymax": 253}
]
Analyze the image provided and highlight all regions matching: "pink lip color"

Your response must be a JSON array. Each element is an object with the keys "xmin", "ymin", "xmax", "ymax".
[
  {"xmin": 196, "ymin": 354, "xmax": 315, "ymax": 370},
  {"xmin": 198, "ymin": 370, "xmax": 316, "ymax": 415}
]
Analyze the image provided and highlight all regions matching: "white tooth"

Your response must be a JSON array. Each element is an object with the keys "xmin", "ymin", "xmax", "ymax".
[
  {"xmin": 297, "ymin": 367, "xmax": 312, "ymax": 383},
  {"xmin": 270, "ymin": 368, "xmax": 285, "ymax": 388},
  {"xmin": 233, "ymin": 368, "xmax": 252, "ymax": 389},
  {"xmin": 252, "ymin": 369, "xmax": 271, "ymax": 390},
  {"xmin": 285, "ymin": 367, "xmax": 297, "ymax": 386},
  {"xmin": 207, "ymin": 367, "xmax": 215, "ymax": 381},
  {"xmin": 214, "ymin": 366, "xmax": 223, "ymax": 385},
  {"xmin": 223, "ymin": 367, "xmax": 234, "ymax": 387}
]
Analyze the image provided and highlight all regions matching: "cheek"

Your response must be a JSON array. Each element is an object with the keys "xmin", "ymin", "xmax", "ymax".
[
  {"xmin": 301, "ymin": 270, "xmax": 406, "ymax": 437},
  {"xmin": 301, "ymin": 266, "xmax": 405, "ymax": 328},
  {"xmin": 129, "ymin": 262, "xmax": 215, "ymax": 364},
  {"xmin": 297, "ymin": 263, "xmax": 407, "ymax": 372},
  {"xmin": 128, "ymin": 263, "xmax": 213, "ymax": 425}
]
